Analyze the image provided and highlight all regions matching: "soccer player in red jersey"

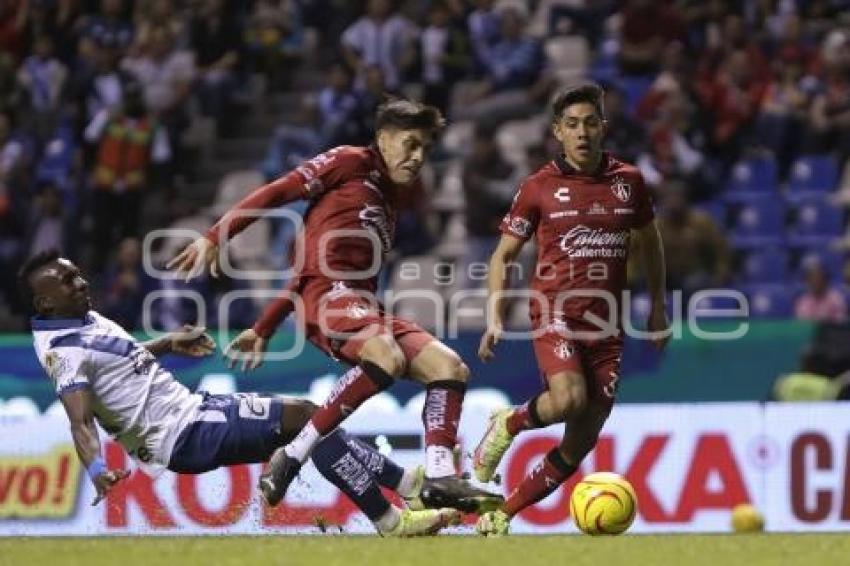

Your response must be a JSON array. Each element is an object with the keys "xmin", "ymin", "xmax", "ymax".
[
  {"xmin": 472, "ymin": 84, "xmax": 670, "ymax": 535},
  {"xmin": 169, "ymin": 99, "xmax": 502, "ymax": 512}
]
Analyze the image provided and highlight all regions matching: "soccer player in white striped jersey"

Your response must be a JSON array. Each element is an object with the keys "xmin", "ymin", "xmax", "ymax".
[{"xmin": 21, "ymin": 250, "xmax": 458, "ymax": 536}]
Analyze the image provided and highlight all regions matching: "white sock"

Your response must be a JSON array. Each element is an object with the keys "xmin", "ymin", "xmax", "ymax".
[
  {"xmin": 283, "ymin": 422, "xmax": 321, "ymax": 464},
  {"xmin": 374, "ymin": 505, "xmax": 402, "ymax": 534},
  {"xmin": 395, "ymin": 468, "xmax": 420, "ymax": 498},
  {"xmin": 425, "ymin": 445, "xmax": 455, "ymax": 478}
]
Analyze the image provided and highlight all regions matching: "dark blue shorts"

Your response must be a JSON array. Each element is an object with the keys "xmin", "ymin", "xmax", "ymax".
[{"xmin": 168, "ymin": 392, "xmax": 284, "ymax": 474}]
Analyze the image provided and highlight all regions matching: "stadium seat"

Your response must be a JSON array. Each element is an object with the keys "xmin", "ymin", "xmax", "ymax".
[
  {"xmin": 728, "ymin": 196, "xmax": 786, "ymax": 248},
  {"xmin": 434, "ymin": 213, "xmax": 469, "ymax": 258},
  {"xmin": 787, "ymin": 197, "xmax": 845, "ymax": 247},
  {"xmin": 208, "ymin": 170, "xmax": 265, "ymax": 216},
  {"xmin": 431, "ymin": 159, "xmax": 465, "ymax": 212},
  {"xmin": 619, "ymin": 76, "xmax": 654, "ymax": 116},
  {"xmin": 497, "ymin": 115, "xmax": 547, "ymax": 168},
  {"xmin": 441, "ymin": 120, "xmax": 474, "ymax": 156},
  {"xmin": 795, "ymin": 248, "xmax": 845, "ymax": 281},
  {"xmin": 787, "ymin": 155, "xmax": 839, "ymax": 202},
  {"xmin": 588, "ymin": 52, "xmax": 619, "ymax": 84},
  {"xmin": 741, "ymin": 284, "xmax": 795, "ymax": 318},
  {"xmin": 544, "ymin": 36, "xmax": 589, "ymax": 84},
  {"xmin": 690, "ymin": 292, "xmax": 748, "ymax": 313},
  {"xmin": 739, "ymin": 248, "xmax": 789, "ymax": 284},
  {"xmin": 723, "ymin": 156, "xmax": 778, "ymax": 202}
]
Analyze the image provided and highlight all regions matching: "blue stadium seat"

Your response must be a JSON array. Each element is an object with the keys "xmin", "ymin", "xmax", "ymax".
[
  {"xmin": 741, "ymin": 284, "xmax": 795, "ymax": 318},
  {"xmin": 787, "ymin": 155, "xmax": 839, "ymax": 202},
  {"xmin": 739, "ymin": 248, "xmax": 789, "ymax": 284},
  {"xmin": 689, "ymin": 291, "xmax": 748, "ymax": 315},
  {"xmin": 723, "ymin": 156, "xmax": 778, "ymax": 202},
  {"xmin": 729, "ymin": 196, "xmax": 786, "ymax": 248},
  {"xmin": 795, "ymin": 248, "xmax": 845, "ymax": 281},
  {"xmin": 788, "ymin": 197, "xmax": 845, "ymax": 247},
  {"xmin": 619, "ymin": 76, "xmax": 654, "ymax": 116}
]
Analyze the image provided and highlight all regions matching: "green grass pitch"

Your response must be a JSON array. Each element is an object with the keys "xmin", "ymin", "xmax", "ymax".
[{"xmin": 2, "ymin": 534, "xmax": 849, "ymax": 566}]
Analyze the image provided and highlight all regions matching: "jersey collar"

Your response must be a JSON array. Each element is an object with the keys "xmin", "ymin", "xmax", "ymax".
[
  {"xmin": 554, "ymin": 151, "xmax": 611, "ymax": 178},
  {"xmin": 31, "ymin": 312, "xmax": 95, "ymax": 330}
]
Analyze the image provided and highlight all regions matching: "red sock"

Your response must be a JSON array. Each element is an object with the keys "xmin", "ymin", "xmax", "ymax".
[
  {"xmin": 506, "ymin": 395, "xmax": 544, "ymax": 436},
  {"xmin": 504, "ymin": 449, "xmax": 577, "ymax": 516},
  {"xmin": 311, "ymin": 364, "xmax": 393, "ymax": 435},
  {"xmin": 422, "ymin": 380, "xmax": 466, "ymax": 448}
]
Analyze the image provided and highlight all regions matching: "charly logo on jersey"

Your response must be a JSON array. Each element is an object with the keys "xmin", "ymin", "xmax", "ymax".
[
  {"xmin": 558, "ymin": 224, "xmax": 629, "ymax": 258},
  {"xmin": 359, "ymin": 204, "xmax": 394, "ymax": 252},
  {"xmin": 554, "ymin": 186, "xmax": 571, "ymax": 202},
  {"xmin": 611, "ymin": 175, "xmax": 632, "ymax": 202},
  {"xmin": 44, "ymin": 350, "xmax": 69, "ymax": 381}
]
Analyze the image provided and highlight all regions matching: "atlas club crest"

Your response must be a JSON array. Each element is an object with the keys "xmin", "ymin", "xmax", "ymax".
[{"xmin": 611, "ymin": 176, "xmax": 631, "ymax": 202}]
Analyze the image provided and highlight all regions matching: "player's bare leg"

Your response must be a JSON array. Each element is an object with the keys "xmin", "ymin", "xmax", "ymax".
[
  {"xmin": 474, "ymin": 370, "xmax": 587, "ymax": 482},
  {"xmin": 260, "ymin": 334, "xmax": 406, "ymax": 505},
  {"xmin": 407, "ymin": 341, "xmax": 505, "ymax": 513},
  {"xmin": 477, "ymin": 399, "xmax": 610, "ymax": 536}
]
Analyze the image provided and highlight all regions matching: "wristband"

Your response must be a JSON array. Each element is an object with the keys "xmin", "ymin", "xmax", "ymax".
[{"xmin": 87, "ymin": 457, "xmax": 107, "ymax": 481}]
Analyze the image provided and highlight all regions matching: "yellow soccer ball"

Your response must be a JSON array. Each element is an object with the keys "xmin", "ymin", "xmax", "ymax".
[
  {"xmin": 731, "ymin": 503, "xmax": 764, "ymax": 533},
  {"xmin": 570, "ymin": 472, "xmax": 638, "ymax": 535}
]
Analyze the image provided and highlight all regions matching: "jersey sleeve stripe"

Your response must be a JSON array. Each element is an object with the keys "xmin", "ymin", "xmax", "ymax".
[
  {"xmin": 49, "ymin": 333, "xmax": 135, "ymax": 358},
  {"xmin": 57, "ymin": 382, "xmax": 92, "ymax": 396}
]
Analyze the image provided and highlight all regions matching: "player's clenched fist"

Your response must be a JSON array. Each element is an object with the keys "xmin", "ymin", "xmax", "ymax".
[
  {"xmin": 478, "ymin": 324, "xmax": 503, "ymax": 362},
  {"xmin": 166, "ymin": 237, "xmax": 220, "ymax": 282},
  {"xmin": 223, "ymin": 329, "xmax": 269, "ymax": 371}
]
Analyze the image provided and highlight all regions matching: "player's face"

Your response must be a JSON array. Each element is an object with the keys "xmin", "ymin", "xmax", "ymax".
[
  {"xmin": 31, "ymin": 259, "xmax": 92, "ymax": 318},
  {"xmin": 377, "ymin": 128, "xmax": 432, "ymax": 185},
  {"xmin": 553, "ymin": 102, "xmax": 606, "ymax": 170}
]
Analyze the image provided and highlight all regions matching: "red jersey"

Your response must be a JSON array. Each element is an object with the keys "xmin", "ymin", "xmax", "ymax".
[
  {"xmin": 499, "ymin": 152, "xmax": 654, "ymax": 329},
  {"xmin": 207, "ymin": 145, "xmax": 407, "ymax": 287},
  {"xmin": 206, "ymin": 145, "xmax": 413, "ymax": 337}
]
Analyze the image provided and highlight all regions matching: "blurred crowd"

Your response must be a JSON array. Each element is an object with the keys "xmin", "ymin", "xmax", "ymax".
[{"xmin": 1, "ymin": 0, "xmax": 849, "ymax": 332}]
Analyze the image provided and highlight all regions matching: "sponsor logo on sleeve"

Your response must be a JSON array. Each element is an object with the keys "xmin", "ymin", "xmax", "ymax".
[
  {"xmin": 44, "ymin": 351, "xmax": 69, "ymax": 382},
  {"xmin": 507, "ymin": 215, "xmax": 533, "ymax": 238}
]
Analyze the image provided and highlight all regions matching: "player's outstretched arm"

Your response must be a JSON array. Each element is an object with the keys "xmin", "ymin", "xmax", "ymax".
[
  {"xmin": 633, "ymin": 220, "xmax": 670, "ymax": 350},
  {"xmin": 59, "ymin": 388, "xmax": 129, "ymax": 505},
  {"xmin": 141, "ymin": 325, "xmax": 216, "ymax": 358},
  {"xmin": 167, "ymin": 171, "xmax": 308, "ymax": 281},
  {"xmin": 479, "ymin": 234, "xmax": 526, "ymax": 362}
]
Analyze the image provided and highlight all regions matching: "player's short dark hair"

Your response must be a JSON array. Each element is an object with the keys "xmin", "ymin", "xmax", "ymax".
[
  {"xmin": 552, "ymin": 83, "xmax": 606, "ymax": 122},
  {"xmin": 17, "ymin": 248, "xmax": 60, "ymax": 305},
  {"xmin": 375, "ymin": 98, "xmax": 445, "ymax": 134}
]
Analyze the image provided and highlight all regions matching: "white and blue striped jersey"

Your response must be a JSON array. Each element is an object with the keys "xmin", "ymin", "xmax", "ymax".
[{"xmin": 32, "ymin": 311, "xmax": 201, "ymax": 474}]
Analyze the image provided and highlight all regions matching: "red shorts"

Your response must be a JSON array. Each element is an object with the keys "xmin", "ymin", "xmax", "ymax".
[
  {"xmin": 299, "ymin": 278, "xmax": 435, "ymax": 366},
  {"xmin": 531, "ymin": 321, "xmax": 624, "ymax": 408}
]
